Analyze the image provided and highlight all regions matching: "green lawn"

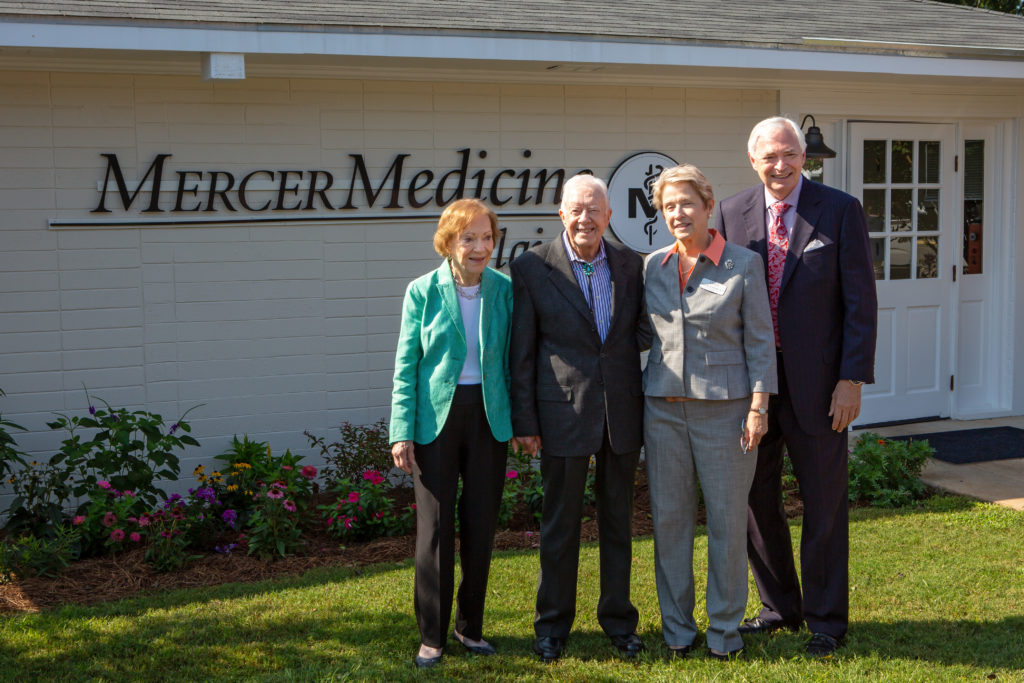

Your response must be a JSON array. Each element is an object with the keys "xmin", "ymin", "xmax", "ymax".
[{"xmin": 1, "ymin": 495, "xmax": 1022, "ymax": 682}]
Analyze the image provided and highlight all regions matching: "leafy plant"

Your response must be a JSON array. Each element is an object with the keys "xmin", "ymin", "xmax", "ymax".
[
  {"xmin": 4, "ymin": 460, "xmax": 76, "ymax": 537},
  {"xmin": 306, "ymin": 419, "xmax": 404, "ymax": 489},
  {"xmin": 320, "ymin": 470, "xmax": 414, "ymax": 542},
  {"xmin": 49, "ymin": 393, "xmax": 200, "ymax": 511},
  {"xmin": 245, "ymin": 482, "xmax": 304, "ymax": 560},
  {"xmin": 213, "ymin": 437, "xmax": 316, "ymax": 513},
  {"xmin": 848, "ymin": 432, "xmax": 934, "ymax": 507},
  {"xmin": 0, "ymin": 388, "xmax": 27, "ymax": 483},
  {"xmin": 143, "ymin": 496, "xmax": 202, "ymax": 572},
  {"xmin": 72, "ymin": 481, "xmax": 148, "ymax": 556},
  {"xmin": 0, "ymin": 525, "xmax": 79, "ymax": 581}
]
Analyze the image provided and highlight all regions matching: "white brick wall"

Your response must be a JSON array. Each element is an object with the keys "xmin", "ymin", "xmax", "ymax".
[{"xmin": 0, "ymin": 70, "xmax": 773, "ymax": 494}]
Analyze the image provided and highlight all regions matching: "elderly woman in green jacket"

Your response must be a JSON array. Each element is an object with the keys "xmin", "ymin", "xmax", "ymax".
[{"xmin": 389, "ymin": 197, "xmax": 513, "ymax": 669}]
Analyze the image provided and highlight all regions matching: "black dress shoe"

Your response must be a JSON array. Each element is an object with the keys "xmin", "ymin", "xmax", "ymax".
[
  {"xmin": 610, "ymin": 632, "xmax": 646, "ymax": 658},
  {"xmin": 453, "ymin": 631, "xmax": 497, "ymax": 656},
  {"xmin": 707, "ymin": 648, "xmax": 743, "ymax": 661},
  {"xmin": 667, "ymin": 644, "xmax": 692, "ymax": 659},
  {"xmin": 414, "ymin": 652, "xmax": 442, "ymax": 668},
  {"xmin": 533, "ymin": 636, "xmax": 565, "ymax": 663},
  {"xmin": 806, "ymin": 632, "xmax": 842, "ymax": 657},
  {"xmin": 737, "ymin": 616, "xmax": 800, "ymax": 635}
]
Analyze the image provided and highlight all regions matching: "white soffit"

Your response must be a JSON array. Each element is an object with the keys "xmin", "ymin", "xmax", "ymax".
[{"xmin": 1, "ymin": 20, "xmax": 1023, "ymax": 80}]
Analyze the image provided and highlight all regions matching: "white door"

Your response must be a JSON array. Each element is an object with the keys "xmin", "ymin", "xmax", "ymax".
[{"xmin": 849, "ymin": 123, "xmax": 957, "ymax": 425}]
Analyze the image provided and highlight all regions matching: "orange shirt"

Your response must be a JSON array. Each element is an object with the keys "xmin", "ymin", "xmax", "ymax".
[{"xmin": 659, "ymin": 228, "xmax": 727, "ymax": 294}]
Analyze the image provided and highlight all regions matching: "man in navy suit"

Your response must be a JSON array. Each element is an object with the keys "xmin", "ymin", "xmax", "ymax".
[{"xmin": 715, "ymin": 116, "xmax": 877, "ymax": 656}]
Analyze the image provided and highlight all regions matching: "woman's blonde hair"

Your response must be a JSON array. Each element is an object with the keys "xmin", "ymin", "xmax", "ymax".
[
  {"xmin": 651, "ymin": 164, "xmax": 715, "ymax": 211},
  {"xmin": 433, "ymin": 198, "xmax": 500, "ymax": 257}
]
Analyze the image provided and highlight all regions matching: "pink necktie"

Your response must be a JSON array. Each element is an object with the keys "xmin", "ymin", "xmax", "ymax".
[{"xmin": 767, "ymin": 201, "xmax": 790, "ymax": 347}]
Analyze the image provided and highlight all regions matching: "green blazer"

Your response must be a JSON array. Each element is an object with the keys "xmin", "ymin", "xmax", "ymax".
[{"xmin": 389, "ymin": 262, "xmax": 513, "ymax": 445}]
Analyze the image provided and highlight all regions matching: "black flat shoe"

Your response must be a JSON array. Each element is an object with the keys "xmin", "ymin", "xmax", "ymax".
[
  {"xmin": 453, "ymin": 631, "xmax": 497, "ymax": 656},
  {"xmin": 533, "ymin": 635, "xmax": 565, "ymax": 663},
  {"xmin": 414, "ymin": 652, "xmax": 442, "ymax": 668},
  {"xmin": 667, "ymin": 644, "xmax": 692, "ymax": 659},
  {"xmin": 806, "ymin": 632, "xmax": 842, "ymax": 657},
  {"xmin": 610, "ymin": 632, "xmax": 646, "ymax": 658},
  {"xmin": 737, "ymin": 616, "xmax": 800, "ymax": 635},
  {"xmin": 707, "ymin": 648, "xmax": 743, "ymax": 661}
]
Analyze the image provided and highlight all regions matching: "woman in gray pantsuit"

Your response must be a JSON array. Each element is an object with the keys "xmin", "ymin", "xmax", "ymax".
[{"xmin": 642, "ymin": 164, "xmax": 777, "ymax": 660}]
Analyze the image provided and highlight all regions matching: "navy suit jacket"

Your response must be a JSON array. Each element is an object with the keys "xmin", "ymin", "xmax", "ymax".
[{"xmin": 716, "ymin": 179, "xmax": 877, "ymax": 435}]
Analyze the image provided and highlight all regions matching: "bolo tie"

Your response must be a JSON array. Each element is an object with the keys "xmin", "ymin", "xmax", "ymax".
[{"xmin": 582, "ymin": 262, "xmax": 596, "ymax": 316}]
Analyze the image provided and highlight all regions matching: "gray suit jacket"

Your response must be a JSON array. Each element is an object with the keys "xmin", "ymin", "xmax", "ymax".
[
  {"xmin": 643, "ymin": 238, "xmax": 777, "ymax": 400},
  {"xmin": 510, "ymin": 236, "xmax": 649, "ymax": 457}
]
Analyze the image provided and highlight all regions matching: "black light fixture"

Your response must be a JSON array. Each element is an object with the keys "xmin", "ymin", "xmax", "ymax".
[{"xmin": 801, "ymin": 114, "xmax": 837, "ymax": 159}]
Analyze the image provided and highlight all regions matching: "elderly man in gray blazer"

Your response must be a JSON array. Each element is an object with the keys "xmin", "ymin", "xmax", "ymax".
[
  {"xmin": 510, "ymin": 173, "xmax": 649, "ymax": 663},
  {"xmin": 642, "ymin": 164, "xmax": 776, "ymax": 660}
]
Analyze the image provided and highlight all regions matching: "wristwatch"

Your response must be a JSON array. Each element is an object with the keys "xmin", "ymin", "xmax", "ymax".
[
  {"xmin": 749, "ymin": 407, "xmax": 767, "ymax": 415},
  {"xmin": 847, "ymin": 379, "xmax": 865, "ymax": 386}
]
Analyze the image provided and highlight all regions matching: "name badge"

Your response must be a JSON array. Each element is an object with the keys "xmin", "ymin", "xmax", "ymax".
[{"xmin": 699, "ymin": 279, "xmax": 726, "ymax": 295}]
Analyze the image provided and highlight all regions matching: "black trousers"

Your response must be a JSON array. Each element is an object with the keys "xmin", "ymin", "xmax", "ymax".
[
  {"xmin": 746, "ymin": 352, "xmax": 850, "ymax": 639},
  {"xmin": 534, "ymin": 425, "xmax": 640, "ymax": 639},
  {"xmin": 412, "ymin": 384, "xmax": 508, "ymax": 648}
]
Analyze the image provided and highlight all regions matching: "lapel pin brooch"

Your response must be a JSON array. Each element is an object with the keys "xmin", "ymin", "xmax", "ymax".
[{"xmin": 724, "ymin": 259, "xmax": 734, "ymax": 270}]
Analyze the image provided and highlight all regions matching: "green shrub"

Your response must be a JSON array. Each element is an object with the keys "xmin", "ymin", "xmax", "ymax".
[
  {"xmin": 0, "ymin": 525, "xmax": 79, "ymax": 582},
  {"xmin": 848, "ymin": 432, "xmax": 934, "ymax": 507},
  {"xmin": 3, "ymin": 394, "xmax": 200, "ymax": 538},
  {"xmin": 306, "ymin": 419, "xmax": 405, "ymax": 489},
  {"xmin": 320, "ymin": 470, "xmax": 414, "ymax": 543},
  {"xmin": 211, "ymin": 436, "xmax": 317, "ymax": 516},
  {"xmin": 0, "ymin": 388, "xmax": 27, "ymax": 484}
]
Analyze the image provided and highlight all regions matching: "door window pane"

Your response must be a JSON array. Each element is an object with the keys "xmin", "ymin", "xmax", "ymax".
[
  {"xmin": 890, "ymin": 236, "xmax": 911, "ymax": 279},
  {"xmin": 918, "ymin": 189, "xmax": 940, "ymax": 232},
  {"xmin": 891, "ymin": 189, "xmax": 913, "ymax": 231},
  {"xmin": 919, "ymin": 141, "xmax": 940, "ymax": 184},
  {"xmin": 863, "ymin": 140, "xmax": 886, "ymax": 183},
  {"xmin": 863, "ymin": 189, "xmax": 886, "ymax": 233},
  {"xmin": 963, "ymin": 140, "xmax": 984, "ymax": 275},
  {"xmin": 891, "ymin": 140, "xmax": 914, "ymax": 183},
  {"xmin": 917, "ymin": 237, "xmax": 939, "ymax": 279},
  {"xmin": 870, "ymin": 237, "xmax": 885, "ymax": 280},
  {"xmin": 888, "ymin": 235, "xmax": 913, "ymax": 278}
]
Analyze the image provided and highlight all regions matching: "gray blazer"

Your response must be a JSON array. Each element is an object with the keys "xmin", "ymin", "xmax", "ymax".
[{"xmin": 643, "ymin": 238, "xmax": 777, "ymax": 399}]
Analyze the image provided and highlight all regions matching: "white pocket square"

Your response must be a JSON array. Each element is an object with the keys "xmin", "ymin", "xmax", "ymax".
[{"xmin": 804, "ymin": 239, "xmax": 827, "ymax": 253}]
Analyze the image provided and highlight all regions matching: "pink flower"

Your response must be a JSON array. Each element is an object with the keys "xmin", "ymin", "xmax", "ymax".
[
  {"xmin": 267, "ymin": 488, "xmax": 284, "ymax": 499},
  {"xmin": 327, "ymin": 516, "xmax": 336, "ymax": 525},
  {"xmin": 97, "ymin": 480, "xmax": 111, "ymax": 490},
  {"xmin": 343, "ymin": 517, "xmax": 353, "ymax": 529},
  {"xmin": 122, "ymin": 490, "xmax": 134, "ymax": 498},
  {"xmin": 506, "ymin": 470, "xmax": 518, "ymax": 479},
  {"xmin": 362, "ymin": 470, "xmax": 385, "ymax": 485},
  {"xmin": 129, "ymin": 532, "xmax": 142, "ymax": 543},
  {"xmin": 375, "ymin": 511, "xmax": 384, "ymax": 519},
  {"xmin": 110, "ymin": 528, "xmax": 125, "ymax": 542},
  {"xmin": 410, "ymin": 504, "xmax": 417, "ymax": 510},
  {"xmin": 102, "ymin": 511, "xmax": 118, "ymax": 527},
  {"xmin": 300, "ymin": 465, "xmax": 317, "ymax": 480},
  {"xmin": 73, "ymin": 515, "xmax": 86, "ymax": 526},
  {"xmin": 347, "ymin": 492, "xmax": 360, "ymax": 503},
  {"xmin": 283, "ymin": 500, "xmax": 296, "ymax": 512},
  {"xmin": 137, "ymin": 516, "xmax": 151, "ymax": 527},
  {"xmin": 282, "ymin": 465, "xmax": 293, "ymax": 471}
]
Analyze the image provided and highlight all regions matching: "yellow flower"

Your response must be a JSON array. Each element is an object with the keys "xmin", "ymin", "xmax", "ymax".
[
  {"xmin": 193, "ymin": 465, "xmax": 205, "ymax": 475},
  {"xmin": 245, "ymin": 490, "xmax": 252, "ymax": 496},
  {"xmin": 227, "ymin": 484, "xmax": 238, "ymax": 492}
]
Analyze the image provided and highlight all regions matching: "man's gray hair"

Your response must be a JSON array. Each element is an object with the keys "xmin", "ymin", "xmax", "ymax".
[
  {"xmin": 560, "ymin": 173, "xmax": 609, "ymax": 212},
  {"xmin": 747, "ymin": 116, "xmax": 807, "ymax": 157}
]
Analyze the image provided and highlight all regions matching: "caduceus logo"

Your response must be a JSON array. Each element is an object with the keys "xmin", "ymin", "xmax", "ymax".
[{"xmin": 607, "ymin": 152, "xmax": 678, "ymax": 254}]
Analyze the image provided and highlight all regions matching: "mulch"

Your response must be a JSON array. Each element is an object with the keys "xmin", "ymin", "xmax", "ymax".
[{"xmin": 0, "ymin": 471, "xmax": 803, "ymax": 614}]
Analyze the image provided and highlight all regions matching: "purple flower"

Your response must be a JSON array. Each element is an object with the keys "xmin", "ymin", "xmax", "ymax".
[
  {"xmin": 266, "ymin": 488, "xmax": 284, "ymax": 499},
  {"xmin": 215, "ymin": 543, "xmax": 237, "ymax": 555},
  {"xmin": 221, "ymin": 509, "xmax": 238, "ymax": 529},
  {"xmin": 89, "ymin": 405, "xmax": 96, "ymax": 415},
  {"xmin": 283, "ymin": 500, "xmax": 296, "ymax": 512},
  {"xmin": 169, "ymin": 423, "xmax": 179, "ymax": 435},
  {"xmin": 194, "ymin": 486, "xmax": 217, "ymax": 503}
]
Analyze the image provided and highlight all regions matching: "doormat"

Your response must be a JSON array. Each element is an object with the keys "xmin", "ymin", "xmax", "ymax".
[{"xmin": 891, "ymin": 426, "xmax": 1024, "ymax": 465}]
